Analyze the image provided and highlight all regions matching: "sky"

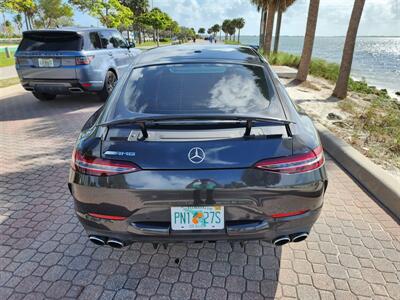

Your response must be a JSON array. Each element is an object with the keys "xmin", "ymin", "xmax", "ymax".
[{"xmin": 7, "ymin": 0, "xmax": 400, "ymax": 36}]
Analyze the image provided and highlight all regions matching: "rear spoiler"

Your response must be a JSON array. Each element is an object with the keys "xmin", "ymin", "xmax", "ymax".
[
  {"xmin": 99, "ymin": 114, "xmax": 294, "ymax": 141},
  {"xmin": 22, "ymin": 30, "xmax": 82, "ymax": 40}
]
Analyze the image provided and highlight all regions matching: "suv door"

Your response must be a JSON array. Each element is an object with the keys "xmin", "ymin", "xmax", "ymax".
[
  {"xmin": 100, "ymin": 30, "xmax": 131, "ymax": 77},
  {"xmin": 75, "ymin": 31, "xmax": 109, "ymax": 89}
]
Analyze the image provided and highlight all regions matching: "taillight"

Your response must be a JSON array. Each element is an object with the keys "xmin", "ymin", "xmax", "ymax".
[
  {"xmin": 271, "ymin": 209, "xmax": 309, "ymax": 218},
  {"xmin": 255, "ymin": 145, "xmax": 324, "ymax": 174},
  {"xmin": 81, "ymin": 83, "xmax": 92, "ymax": 88},
  {"xmin": 71, "ymin": 150, "xmax": 140, "ymax": 176},
  {"xmin": 75, "ymin": 55, "xmax": 94, "ymax": 65}
]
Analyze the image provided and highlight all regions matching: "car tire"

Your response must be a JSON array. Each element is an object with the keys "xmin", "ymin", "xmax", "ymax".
[
  {"xmin": 32, "ymin": 92, "xmax": 57, "ymax": 101},
  {"xmin": 98, "ymin": 71, "xmax": 117, "ymax": 101}
]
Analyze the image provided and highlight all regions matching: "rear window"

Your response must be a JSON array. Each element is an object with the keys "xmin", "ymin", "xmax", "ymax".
[
  {"xmin": 18, "ymin": 32, "xmax": 83, "ymax": 51},
  {"xmin": 114, "ymin": 63, "xmax": 274, "ymax": 116}
]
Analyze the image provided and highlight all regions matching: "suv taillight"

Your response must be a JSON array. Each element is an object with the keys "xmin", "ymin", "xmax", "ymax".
[
  {"xmin": 255, "ymin": 146, "xmax": 324, "ymax": 174},
  {"xmin": 71, "ymin": 149, "xmax": 140, "ymax": 176},
  {"xmin": 75, "ymin": 55, "xmax": 94, "ymax": 65}
]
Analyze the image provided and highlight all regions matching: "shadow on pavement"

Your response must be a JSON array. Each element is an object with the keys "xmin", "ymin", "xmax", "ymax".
[{"xmin": 0, "ymin": 91, "xmax": 102, "ymax": 122}]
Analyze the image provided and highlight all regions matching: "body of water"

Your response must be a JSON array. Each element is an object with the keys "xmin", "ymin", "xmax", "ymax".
[{"xmin": 239, "ymin": 36, "xmax": 400, "ymax": 93}]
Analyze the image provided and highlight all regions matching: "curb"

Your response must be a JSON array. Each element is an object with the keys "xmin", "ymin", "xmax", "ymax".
[{"xmin": 315, "ymin": 123, "xmax": 400, "ymax": 218}]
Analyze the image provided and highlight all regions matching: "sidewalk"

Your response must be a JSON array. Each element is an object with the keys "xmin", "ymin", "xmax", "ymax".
[{"xmin": 0, "ymin": 65, "xmax": 17, "ymax": 80}]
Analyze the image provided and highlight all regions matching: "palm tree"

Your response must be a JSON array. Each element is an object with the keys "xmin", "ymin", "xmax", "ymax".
[
  {"xmin": 251, "ymin": 0, "xmax": 277, "ymax": 56},
  {"xmin": 251, "ymin": 0, "xmax": 267, "ymax": 47},
  {"xmin": 274, "ymin": 0, "xmax": 297, "ymax": 54},
  {"xmin": 333, "ymin": 0, "xmax": 366, "ymax": 99},
  {"xmin": 264, "ymin": 1, "xmax": 277, "ymax": 55},
  {"xmin": 212, "ymin": 24, "xmax": 220, "ymax": 39},
  {"xmin": 296, "ymin": 0, "xmax": 320, "ymax": 81},
  {"xmin": 227, "ymin": 20, "xmax": 236, "ymax": 41},
  {"xmin": 222, "ymin": 19, "xmax": 230, "ymax": 40},
  {"xmin": 234, "ymin": 18, "xmax": 245, "ymax": 43},
  {"xmin": 257, "ymin": 6, "xmax": 267, "ymax": 48}
]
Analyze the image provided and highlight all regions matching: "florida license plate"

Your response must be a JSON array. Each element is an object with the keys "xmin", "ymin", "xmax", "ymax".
[
  {"xmin": 38, "ymin": 58, "xmax": 54, "ymax": 67},
  {"xmin": 171, "ymin": 206, "xmax": 224, "ymax": 230}
]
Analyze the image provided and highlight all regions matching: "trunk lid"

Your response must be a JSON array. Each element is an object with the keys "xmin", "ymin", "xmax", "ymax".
[
  {"xmin": 102, "ymin": 122, "xmax": 293, "ymax": 170},
  {"xmin": 16, "ymin": 31, "xmax": 82, "ymax": 80}
]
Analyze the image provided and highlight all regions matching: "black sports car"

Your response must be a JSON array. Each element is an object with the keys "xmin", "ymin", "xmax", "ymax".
[{"xmin": 69, "ymin": 44, "xmax": 328, "ymax": 248}]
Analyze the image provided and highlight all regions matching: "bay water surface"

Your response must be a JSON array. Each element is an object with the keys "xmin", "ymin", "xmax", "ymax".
[{"xmin": 239, "ymin": 36, "xmax": 400, "ymax": 93}]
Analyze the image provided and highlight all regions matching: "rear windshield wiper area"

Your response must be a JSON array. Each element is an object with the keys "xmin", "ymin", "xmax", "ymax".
[{"xmin": 99, "ymin": 114, "xmax": 294, "ymax": 141}]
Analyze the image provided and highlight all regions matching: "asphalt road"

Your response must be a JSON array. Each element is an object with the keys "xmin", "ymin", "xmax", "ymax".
[{"xmin": 0, "ymin": 85, "xmax": 399, "ymax": 300}]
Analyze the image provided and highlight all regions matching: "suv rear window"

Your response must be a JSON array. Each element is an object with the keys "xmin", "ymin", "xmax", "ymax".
[
  {"xmin": 18, "ymin": 32, "xmax": 83, "ymax": 51},
  {"xmin": 114, "ymin": 63, "xmax": 274, "ymax": 117}
]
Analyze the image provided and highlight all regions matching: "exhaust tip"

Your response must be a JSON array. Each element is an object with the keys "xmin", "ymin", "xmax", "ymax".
[
  {"xmin": 107, "ymin": 239, "xmax": 125, "ymax": 249},
  {"xmin": 89, "ymin": 235, "xmax": 106, "ymax": 246},
  {"xmin": 291, "ymin": 232, "xmax": 309, "ymax": 243},
  {"xmin": 273, "ymin": 236, "xmax": 290, "ymax": 246},
  {"xmin": 69, "ymin": 87, "xmax": 83, "ymax": 93}
]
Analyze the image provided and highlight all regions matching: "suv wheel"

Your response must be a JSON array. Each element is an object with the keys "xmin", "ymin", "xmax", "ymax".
[
  {"xmin": 98, "ymin": 71, "xmax": 117, "ymax": 101},
  {"xmin": 32, "ymin": 92, "xmax": 57, "ymax": 101}
]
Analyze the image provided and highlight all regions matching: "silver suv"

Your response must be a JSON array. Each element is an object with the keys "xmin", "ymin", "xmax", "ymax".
[{"xmin": 15, "ymin": 27, "xmax": 141, "ymax": 101}]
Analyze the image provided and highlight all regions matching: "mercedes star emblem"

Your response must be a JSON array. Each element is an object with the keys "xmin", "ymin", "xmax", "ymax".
[{"xmin": 188, "ymin": 147, "xmax": 206, "ymax": 164}]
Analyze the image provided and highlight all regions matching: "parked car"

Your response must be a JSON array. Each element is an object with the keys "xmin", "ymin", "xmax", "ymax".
[
  {"xmin": 15, "ymin": 27, "xmax": 141, "ymax": 101},
  {"xmin": 69, "ymin": 44, "xmax": 328, "ymax": 249}
]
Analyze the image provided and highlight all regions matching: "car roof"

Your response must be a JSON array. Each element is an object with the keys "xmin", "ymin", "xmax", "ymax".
[{"xmin": 135, "ymin": 44, "xmax": 264, "ymax": 66}]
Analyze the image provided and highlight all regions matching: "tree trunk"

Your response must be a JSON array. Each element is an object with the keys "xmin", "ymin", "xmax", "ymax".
[
  {"xmin": 238, "ymin": 29, "xmax": 241, "ymax": 43},
  {"xmin": 138, "ymin": 29, "xmax": 142, "ymax": 44},
  {"xmin": 24, "ymin": 13, "xmax": 29, "ymax": 31},
  {"xmin": 28, "ymin": 15, "xmax": 33, "ymax": 29},
  {"xmin": 333, "ymin": 0, "xmax": 365, "ymax": 99},
  {"xmin": 156, "ymin": 29, "xmax": 159, "ymax": 47},
  {"xmin": 273, "ymin": 10, "xmax": 282, "ymax": 54},
  {"xmin": 263, "ymin": 1, "xmax": 276, "ymax": 56},
  {"xmin": 259, "ymin": 7, "xmax": 266, "ymax": 47},
  {"xmin": 296, "ymin": 0, "xmax": 320, "ymax": 82}
]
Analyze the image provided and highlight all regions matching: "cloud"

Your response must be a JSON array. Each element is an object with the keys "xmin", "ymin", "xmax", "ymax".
[
  {"xmin": 152, "ymin": 0, "xmax": 400, "ymax": 36},
  {"xmin": 153, "ymin": 0, "xmax": 260, "ymax": 34}
]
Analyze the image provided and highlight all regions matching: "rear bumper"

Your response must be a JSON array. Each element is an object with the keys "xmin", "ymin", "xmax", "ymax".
[
  {"xmin": 19, "ymin": 79, "xmax": 103, "ymax": 94},
  {"xmin": 69, "ymin": 167, "xmax": 327, "ymax": 244},
  {"xmin": 77, "ymin": 207, "xmax": 322, "ymax": 244}
]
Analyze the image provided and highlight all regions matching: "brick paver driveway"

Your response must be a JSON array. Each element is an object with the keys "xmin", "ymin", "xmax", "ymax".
[{"xmin": 1, "ymin": 86, "xmax": 399, "ymax": 300}]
